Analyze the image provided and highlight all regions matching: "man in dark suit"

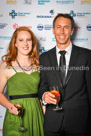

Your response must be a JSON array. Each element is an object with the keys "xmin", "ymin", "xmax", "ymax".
[{"xmin": 39, "ymin": 13, "xmax": 91, "ymax": 136}]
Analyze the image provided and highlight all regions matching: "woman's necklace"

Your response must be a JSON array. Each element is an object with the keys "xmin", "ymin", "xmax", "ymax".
[{"xmin": 16, "ymin": 58, "xmax": 32, "ymax": 71}]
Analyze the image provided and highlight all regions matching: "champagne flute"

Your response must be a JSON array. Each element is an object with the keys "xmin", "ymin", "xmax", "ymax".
[
  {"xmin": 50, "ymin": 86, "xmax": 63, "ymax": 111},
  {"xmin": 17, "ymin": 106, "xmax": 27, "ymax": 132}
]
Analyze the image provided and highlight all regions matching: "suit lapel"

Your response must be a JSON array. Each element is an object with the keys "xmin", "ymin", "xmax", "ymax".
[
  {"xmin": 65, "ymin": 45, "xmax": 79, "ymax": 86},
  {"xmin": 48, "ymin": 47, "xmax": 63, "ymax": 88}
]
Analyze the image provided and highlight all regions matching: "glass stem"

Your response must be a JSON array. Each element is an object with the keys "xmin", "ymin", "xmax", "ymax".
[
  {"xmin": 56, "ymin": 104, "xmax": 59, "ymax": 108},
  {"xmin": 20, "ymin": 117, "xmax": 23, "ymax": 127}
]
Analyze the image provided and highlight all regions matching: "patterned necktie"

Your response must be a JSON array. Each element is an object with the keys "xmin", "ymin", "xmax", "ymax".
[{"xmin": 59, "ymin": 50, "xmax": 66, "ymax": 86}]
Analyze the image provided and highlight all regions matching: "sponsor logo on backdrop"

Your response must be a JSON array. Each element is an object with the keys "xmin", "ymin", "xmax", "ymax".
[
  {"xmin": 87, "ymin": 24, "xmax": 91, "ymax": 31},
  {"xmin": 6, "ymin": 0, "xmax": 17, "ymax": 4},
  {"xmin": 0, "ymin": 14, "xmax": 3, "ymax": 17},
  {"xmin": 69, "ymin": 10, "xmax": 91, "ymax": 17},
  {"xmin": 37, "ymin": 24, "xmax": 43, "ymax": 31},
  {"xmin": 81, "ymin": 0, "xmax": 91, "ymax": 4},
  {"xmin": 52, "ymin": 37, "xmax": 88, "ymax": 42},
  {"xmin": 39, "ymin": 47, "xmax": 48, "ymax": 54},
  {"xmin": 0, "ymin": 129, "xmax": 3, "ymax": 132},
  {"xmin": 0, "ymin": 46, "xmax": 4, "ymax": 53},
  {"xmin": 52, "ymin": 37, "xmax": 56, "ymax": 42},
  {"xmin": 0, "ymin": 47, "xmax": 4, "ymax": 51},
  {"xmin": 0, "ymin": 36, "xmax": 11, "ymax": 40},
  {"xmin": 56, "ymin": 0, "xmax": 74, "ymax": 4},
  {"xmin": 13, "ymin": 23, "xmax": 32, "ymax": 29},
  {"xmin": 37, "ymin": 24, "xmax": 52, "ymax": 31},
  {"xmin": 71, "ymin": 38, "xmax": 88, "ymax": 42},
  {"xmin": 9, "ymin": 10, "xmax": 17, "ymax": 18},
  {"xmin": 37, "ymin": 37, "xmax": 46, "ymax": 41},
  {"xmin": 38, "ymin": 0, "xmax": 50, "ymax": 5},
  {"xmin": 37, "ymin": 9, "xmax": 55, "ymax": 18},
  {"xmin": 9, "ymin": 10, "xmax": 31, "ymax": 19},
  {"xmin": 24, "ymin": 0, "xmax": 32, "ymax": 4},
  {"xmin": 50, "ymin": 9, "xmax": 55, "ymax": 15},
  {"xmin": 0, "ymin": 115, "xmax": 2, "ymax": 118},
  {"xmin": 0, "ymin": 23, "xmax": 8, "ymax": 29},
  {"xmin": 74, "ymin": 26, "xmax": 81, "ymax": 30},
  {"xmin": 44, "ymin": 25, "xmax": 52, "ymax": 30}
]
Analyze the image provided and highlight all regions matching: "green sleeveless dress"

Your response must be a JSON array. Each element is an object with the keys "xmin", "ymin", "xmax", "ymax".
[{"xmin": 3, "ymin": 68, "xmax": 44, "ymax": 136}]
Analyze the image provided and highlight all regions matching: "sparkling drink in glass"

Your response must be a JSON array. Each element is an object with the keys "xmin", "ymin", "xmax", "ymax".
[{"xmin": 50, "ymin": 86, "xmax": 63, "ymax": 111}]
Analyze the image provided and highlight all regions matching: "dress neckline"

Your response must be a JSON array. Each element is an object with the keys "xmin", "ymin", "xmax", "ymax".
[{"xmin": 7, "ymin": 71, "xmax": 39, "ymax": 82}]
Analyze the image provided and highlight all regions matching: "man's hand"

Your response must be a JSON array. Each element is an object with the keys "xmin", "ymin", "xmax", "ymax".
[{"xmin": 43, "ymin": 91, "xmax": 60, "ymax": 105}]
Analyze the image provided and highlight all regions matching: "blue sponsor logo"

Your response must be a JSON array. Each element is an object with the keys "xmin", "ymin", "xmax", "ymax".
[
  {"xmin": 0, "ymin": 47, "xmax": 3, "ymax": 53},
  {"xmin": 38, "ymin": 0, "xmax": 50, "ymax": 5},
  {"xmin": 69, "ymin": 10, "xmax": 76, "ymax": 17},
  {"xmin": 69, "ymin": 10, "xmax": 91, "ymax": 17},
  {"xmin": 50, "ymin": 9, "xmax": 55, "ymax": 15},
  {"xmin": 37, "ymin": 9, "xmax": 54, "ymax": 18},
  {"xmin": 71, "ymin": 38, "xmax": 88, "ymax": 42},
  {"xmin": 44, "ymin": 25, "xmax": 52, "ymax": 30},
  {"xmin": 37, "ymin": 15, "xmax": 52, "ymax": 18},
  {"xmin": 9, "ymin": 10, "xmax": 31, "ymax": 19},
  {"xmin": 0, "ymin": 36, "xmax": 11, "ymax": 40},
  {"xmin": 9, "ymin": 10, "xmax": 17, "ymax": 19},
  {"xmin": 52, "ymin": 37, "xmax": 56, "ymax": 42},
  {"xmin": 52, "ymin": 37, "xmax": 88, "ymax": 42},
  {"xmin": 56, "ymin": 0, "xmax": 74, "ymax": 4},
  {"xmin": 0, "ymin": 23, "xmax": 8, "ymax": 29},
  {"xmin": 39, "ymin": 47, "xmax": 48, "ymax": 54},
  {"xmin": 37, "ymin": 24, "xmax": 52, "ymax": 31},
  {"xmin": 0, "ymin": 47, "xmax": 4, "ymax": 50},
  {"xmin": 87, "ymin": 24, "xmax": 91, "ymax": 31},
  {"xmin": 37, "ymin": 24, "xmax": 43, "ymax": 31}
]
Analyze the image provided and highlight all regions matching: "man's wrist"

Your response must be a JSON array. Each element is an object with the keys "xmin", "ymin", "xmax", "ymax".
[
  {"xmin": 42, "ymin": 93, "xmax": 47, "ymax": 106},
  {"xmin": 42, "ymin": 99, "xmax": 47, "ymax": 106}
]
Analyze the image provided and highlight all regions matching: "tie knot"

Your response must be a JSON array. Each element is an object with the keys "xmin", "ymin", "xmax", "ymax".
[{"xmin": 59, "ymin": 50, "xmax": 66, "ymax": 56}]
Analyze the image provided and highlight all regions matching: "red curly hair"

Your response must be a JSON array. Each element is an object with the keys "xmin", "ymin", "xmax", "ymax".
[{"xmin": 2, "ymin": 26, "xmax": 39, "ymax": 67}]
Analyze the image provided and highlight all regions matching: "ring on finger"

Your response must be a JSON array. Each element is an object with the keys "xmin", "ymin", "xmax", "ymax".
[{"xmin": 10, "ymin": 106, "xmax": 13, "ymax": 110}]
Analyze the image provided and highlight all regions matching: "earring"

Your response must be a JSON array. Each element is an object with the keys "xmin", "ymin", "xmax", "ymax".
[{"xmin": 15, "ymin": 44, "xmax": 17, "ymax": 48}]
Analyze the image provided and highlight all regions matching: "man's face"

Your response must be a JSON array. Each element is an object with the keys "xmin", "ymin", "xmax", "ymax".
[{"xmin": 53, "ymin": 17, "xmax": 74, "ymax": 48}]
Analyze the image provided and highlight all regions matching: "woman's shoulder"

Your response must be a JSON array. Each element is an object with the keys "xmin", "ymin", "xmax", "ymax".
[
  {"xmin": 0, "ymin": 61, "xmax": 16, "ymax": 80},
  {"xmin": 0, "ymin": 62, "xmax": 7, "ymax": 70},
  {"xmin": 0, "ymin": 62, "xmax": 8, "ymax": 79},
  {"xmin": 0, "ymin": 61, "xmax": 13, "ymax": 74}
]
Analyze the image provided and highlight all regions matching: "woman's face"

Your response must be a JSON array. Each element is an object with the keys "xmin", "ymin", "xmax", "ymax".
[{"xmin": 15, "ymin": 30, "xmax": 32, "ymax": 56}]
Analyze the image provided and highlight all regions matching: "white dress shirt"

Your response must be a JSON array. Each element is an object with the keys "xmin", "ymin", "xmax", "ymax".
[{"xmin": 56, "ymin": 43, "xmax": 72, "ymax": 75}]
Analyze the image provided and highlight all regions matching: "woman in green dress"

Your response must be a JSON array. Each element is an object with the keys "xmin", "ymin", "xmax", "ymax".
[{"xmin": 0, "ymin": 26, "xmax": 44, "ymax": 136}]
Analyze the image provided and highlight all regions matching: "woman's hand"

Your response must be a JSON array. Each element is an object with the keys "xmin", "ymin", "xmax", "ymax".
[{"xmin": 8, "ymin": 104, "xmax": 21, "ymax": 115}]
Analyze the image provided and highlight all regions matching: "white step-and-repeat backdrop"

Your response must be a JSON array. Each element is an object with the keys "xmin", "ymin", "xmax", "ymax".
[{"xmin": 0, "ymin": 0, "xmax": 91, "ymax": 135}]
